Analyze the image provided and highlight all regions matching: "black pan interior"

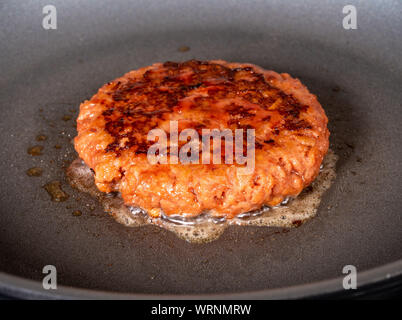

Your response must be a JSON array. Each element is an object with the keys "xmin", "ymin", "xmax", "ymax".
[{"xmin": 0, "ymin": 0, "xmax": 401, "ymax": 297}]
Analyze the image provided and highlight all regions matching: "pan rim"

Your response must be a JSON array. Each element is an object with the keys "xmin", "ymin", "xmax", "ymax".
[{"xmin": 0, "ymin": 259, "xmax": 401, "ymax": 299}]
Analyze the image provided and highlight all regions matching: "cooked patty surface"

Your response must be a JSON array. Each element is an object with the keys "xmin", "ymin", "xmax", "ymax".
[{"xmin": 74, "ymin": 60, "xmax": 329, "ymax": 218}]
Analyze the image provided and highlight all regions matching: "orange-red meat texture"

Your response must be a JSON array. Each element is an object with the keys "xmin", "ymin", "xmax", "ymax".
[{"xmin": 74, "ymin": 60, "xmax": 329, "ymax": 218}]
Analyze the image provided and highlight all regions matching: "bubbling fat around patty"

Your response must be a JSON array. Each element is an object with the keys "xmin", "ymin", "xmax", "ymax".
[{"xmin": 74, "ymin": 60, "xmax": 329, "ymax": 219}]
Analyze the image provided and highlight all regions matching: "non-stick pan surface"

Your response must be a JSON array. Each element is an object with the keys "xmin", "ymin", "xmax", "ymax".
[{"xmin": 0, "ymin": 0, "xmax": 401, "ymax": 298}]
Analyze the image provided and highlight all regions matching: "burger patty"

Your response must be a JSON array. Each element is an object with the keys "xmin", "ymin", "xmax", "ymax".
[{"xmin": 74, "ymin": 60, "xmax": 329, "ymax": 219}]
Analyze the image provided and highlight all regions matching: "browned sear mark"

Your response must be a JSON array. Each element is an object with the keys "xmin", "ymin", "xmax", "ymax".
[{"xmin": 100, "ymin": 60, "xmax": 312, "ymax": 155}]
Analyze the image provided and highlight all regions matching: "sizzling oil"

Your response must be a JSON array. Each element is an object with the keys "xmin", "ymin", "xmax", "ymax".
[
  {"xmin": 27, "ymin": 145, "xmax": 44, "ymax": 156},
  {"xmin": 43, "ymin": 180, "xmax": 69, "ymax": 202},
  {"xmin": 66, "ymin": 149, "xmax": 337, "ymax": 243},
  {"xmin": 26, "ymin": 167, "xmax": 43, "ymax": 177}
]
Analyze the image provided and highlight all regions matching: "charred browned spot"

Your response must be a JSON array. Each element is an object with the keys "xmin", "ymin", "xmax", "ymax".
[
  {"xmin": 180, "ymin": 59, "xmax": 202, "ymax": 70},
  {"xmin": 143, "ymin": 69, "xmax": 162, "ymax": 82},
  {"xmin": 105, "ymin": 142, "xmax": 121, "ymax": 153},
  {"xmin": 253, "ymin": 176, "xmax": 261, "ymax": 186},
  {"xmin": 213, "ymin": 190, "xmax": 226, "ymax": 204},
  {"xmin": 255, "ymin": 142, "xmax": 263, "ymax": 149},
  {"xmin": 118, "ymin": 167, "xmax": 126, "ymax": 177},
  {"xmin": 226, "ymin": 104, "xmax": 256, "ymax": 119},
  {"xmin": 112, "ymin": 91, "xmax": 128, "ymax": 102},
  {"xmin": 102, "ymin": 108, "xmax": 115, "ymax": 117},
  {"xmin": 134, "ymin": 143, "xmax": 150, "ymax": 155},
  {"xmin": 264, "ymin": 139, "xmax": 275, "ymax": 144},
  {"xmin": 237, "ymin": 124, "xmax": 255, "ymax": 131},
  {"xmin": 97, "ymin": 60, "xmax": 313, "ymax": 159},
  {"xmin": 227, "ymin": 119, "xmax": 241, "ymax": 126},
  {"xmin": 232, "ymin": 66, "xmax": 253, "ymax": 73},
  {"xmin": 193, "ymin": 60, "xmax": 234, "ymax": 80},
  {"xmin": 283, "ymin": 118, "xmax": 312, "ymax": 131},
  {"xmin": 262, "ymin": 115, "xmax": 271, "ymax": 122},
  {"xmin": 276, "ymin": 93, "xmax": 309, "ymax": 118},
  {"xmin": 261, "ymin": 96, "xmax": 278, "ymax": 107},
  {"xmin": 187, "ymin": 83, "xmax": 203, "ymax": 90},
  {"xmin": 111, "ymin": 81, "xmax": 146, "ymax": 101},
  {"xmin": 292, "ymin": 220, "xmax": 303, "ymax": 227},
  {"xmin": 163, "ymin": 61, "xmax": 179, "ymax": 68},
  {"xmin": 232, "ymin": 67, "xmax": 267, "ymax": 83},
  {"xmin": 194, "ymin": 123, "xmax": 207, "ymax": 133}
]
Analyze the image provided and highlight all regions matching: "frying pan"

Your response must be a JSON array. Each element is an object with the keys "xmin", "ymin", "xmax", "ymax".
[{"xmin": 0, "ymin": 0, "xmax": 401, "ymax": 299}]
